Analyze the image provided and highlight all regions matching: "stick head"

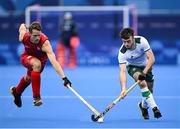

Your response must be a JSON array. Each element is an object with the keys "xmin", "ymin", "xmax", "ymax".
[{"xmin": 91, "ymin": 114, "xmax": 104, "ymax": 123}]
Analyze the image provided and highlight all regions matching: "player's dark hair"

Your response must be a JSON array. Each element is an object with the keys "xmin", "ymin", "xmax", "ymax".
[
  {"xmin": 29, "ymin": 22, "xmax": 42, "ymax": 33},
  {"xmin": 120, "ymin": 28, "xmax": 134, "ymax": 39}
]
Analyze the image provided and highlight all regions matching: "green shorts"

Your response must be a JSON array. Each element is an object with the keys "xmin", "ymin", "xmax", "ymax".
[{"xmin": 126, "ymin": 65, "xmax": 154, "ymax": 82}]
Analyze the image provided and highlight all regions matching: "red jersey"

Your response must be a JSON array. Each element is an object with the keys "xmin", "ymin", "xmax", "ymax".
[{"xmin": 22, "ymin": 32, "xmax": 48, "ymax": 63}]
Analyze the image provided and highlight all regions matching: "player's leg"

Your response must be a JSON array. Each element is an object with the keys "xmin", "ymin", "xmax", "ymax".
[
  {"xmin": 15, "ymin": 75, "xmax": 31, "ymax": 95},
  {"xmin": 145, "ymin": 68, "xmax": 154, "ymax": 93},
  {"xmin": 147, "ymin": 81, "xmax": 153, "ymax": 93},
  {"xmin": 140, "ymin": 71, "xmax": 155, "ymax": 116},
  {"xmin": 10, "ymin": 75, "xmax": 31, "ymax": 107},
  {"xmin": 10, "ymin": 54, "xmax": 32, "ymax": 107},
  {"xmin": 139, "ymin": 71, "xmax": 154, "ymax": 115},
  {"xmin": 29, "ymin": 57, "xmax": 43, "ymax": 106},
  {"xmin": 133, "ymin": 72, "xmax": 162, "ymax": 119},
  {"xmin": 68, "ymin": 36, "xmax": 80, "ymax": 68},
  {"xmin": 56, "ymin": 42, "xmax": 66, "ymax": 67},
  {"xmin": 68, "ymin": 46, "xmax": 77, "ymax": 68},
  {"xmin": 127, "ymin": 65, "xmax": 150, "ymax": 119},
  {"xmin": 145, "ymin": 78, "xmax": 162, "ymax": 118}
]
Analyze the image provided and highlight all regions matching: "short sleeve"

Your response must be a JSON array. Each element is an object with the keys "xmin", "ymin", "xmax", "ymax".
[
  {"xmin": 141, "ymin": 37, "xmax": 150, "ymax": 52},
  {"xmin": 118, "ymin": 50, "xmax": 126, "ymax": 64}
]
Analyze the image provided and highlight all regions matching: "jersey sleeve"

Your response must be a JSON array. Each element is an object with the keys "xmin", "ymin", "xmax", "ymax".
[
  {"xmin": 118, "ymin": 49, "xmax": 126, "ymax": 64},
  {"xmin": 141, "ymin": 37, "xmax": 150, "ymax": 52}
]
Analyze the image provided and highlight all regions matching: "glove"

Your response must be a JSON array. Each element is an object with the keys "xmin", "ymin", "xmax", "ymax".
[
  {"xmin": 62, "ymin": 77, "xmax": 72, "ymax": 87},
  {"xmin": 138, "ymin": 73, "xmax": 146, "ymax": 81}
]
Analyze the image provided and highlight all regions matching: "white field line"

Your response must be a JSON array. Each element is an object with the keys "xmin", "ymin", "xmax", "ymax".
[
  {"xmin": 0, "ymin": 128, "xmax": 180, "ymax": 129},
  {"xmin": 0, "ymin": 95, "xmax": 180, "ymax": 99}
]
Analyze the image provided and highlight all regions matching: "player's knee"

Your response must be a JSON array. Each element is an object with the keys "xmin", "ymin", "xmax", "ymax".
[
  {"xmin": 139, "ymin": 81, "xmax": 147, "ymax": 88},
  {"xmin": 32, "ymin": 61, "xmax": 42, "ymax": 72},
  {"xmin": 30, "ymin": 58, "xmax": 42, "ymax": 72}
]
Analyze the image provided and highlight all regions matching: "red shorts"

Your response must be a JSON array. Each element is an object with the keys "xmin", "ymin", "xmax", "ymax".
[{"xmin": 20, "ymin": 53, "xmax": 46, "ymax": 77}]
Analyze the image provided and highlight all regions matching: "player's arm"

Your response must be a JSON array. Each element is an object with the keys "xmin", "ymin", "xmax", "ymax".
[
  {"xmin": 42, "ymin": 40, "xmax": 72, "ymax": 87},
  {"xmin": 119, "ymin": 63, "xmax": 127, "ymax": 98},
  {"xmin": 143, "ymin": 49, "xmax": 155, "ymax": 74},
  {"xmin": 19, "ymin": 23, "xmax": 27, "ymax": 42}
]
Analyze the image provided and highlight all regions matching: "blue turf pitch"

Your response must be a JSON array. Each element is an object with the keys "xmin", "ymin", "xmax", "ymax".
[{"xmin": 0, "ymin": 66, "xmax": 180, "ymax": 128}]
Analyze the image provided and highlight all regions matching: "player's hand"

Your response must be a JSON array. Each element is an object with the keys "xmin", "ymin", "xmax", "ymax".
[
  {"xmin": 21, "ymin": 23, "xmax": 28, "ymax": 29},
  {"xmin": 62, "ymin": 77, "xmax": 72, "ymax": 87},
  {"xmin": 138, "ymin": 73, "xmax": 146, "ymax": 81},
  {"xmin": 120, "ymin": 89, "xmax": 127, "ymax": 99}
]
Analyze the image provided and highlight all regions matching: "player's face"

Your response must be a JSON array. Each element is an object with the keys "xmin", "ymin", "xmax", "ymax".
[
  {"xmin": 122, "ymin": 36, "xmax": 134, "ymax": 49},
  {"xmin": 30, "ymin": 29, "xmax": 41, "ymax": 44}
]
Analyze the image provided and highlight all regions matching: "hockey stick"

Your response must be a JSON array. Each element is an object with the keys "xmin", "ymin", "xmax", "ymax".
[
  {"xmin": 91, "ymin": 80, "xmax": 140, "ymax": 122},
  {"xmin": 67, "ymin": 85, "xmax": 101, "ymax": 118}
]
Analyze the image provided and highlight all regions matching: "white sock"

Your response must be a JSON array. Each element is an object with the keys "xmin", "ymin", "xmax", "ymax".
[
  {"xmin": 142, "ymin": 99, "xmax": 149, "ymax": 109},
  {"xmin": 141, "ymin": 87, "xmax": 157, "ymax": 109}
]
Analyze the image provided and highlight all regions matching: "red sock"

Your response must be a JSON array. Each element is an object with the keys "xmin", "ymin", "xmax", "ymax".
[
  {"xmin": 31, "ymin": 71, "xmax": 41, "ymax": 98},
  {"xmin": 16, "ymin": 77, "xmax": 31, "ymax": 95}
]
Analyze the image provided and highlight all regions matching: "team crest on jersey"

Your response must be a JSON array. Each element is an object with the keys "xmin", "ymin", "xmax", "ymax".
[
  {"xmin": 37, "ymin": 47, "xmax": 41, "ymax": 51},
  {"xmin": 132, "ymin": 68, "xmax": 136, "ymax": 72}
]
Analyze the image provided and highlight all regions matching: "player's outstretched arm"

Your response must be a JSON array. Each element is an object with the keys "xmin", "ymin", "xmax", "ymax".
[
  {"xmin": 19, "ymin": 23, "xmax": 27, "ymax": 42},
  {"xmin": 143, "ymin": 49, "xmax": 155, "ymax": 74},
  {"xmin": 42, "ymin": 40, "xmax": 72, "ymax": 87},
  {"xmin": 119, "ymin": 63, "xmax": 127, "ymax": 99}
]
